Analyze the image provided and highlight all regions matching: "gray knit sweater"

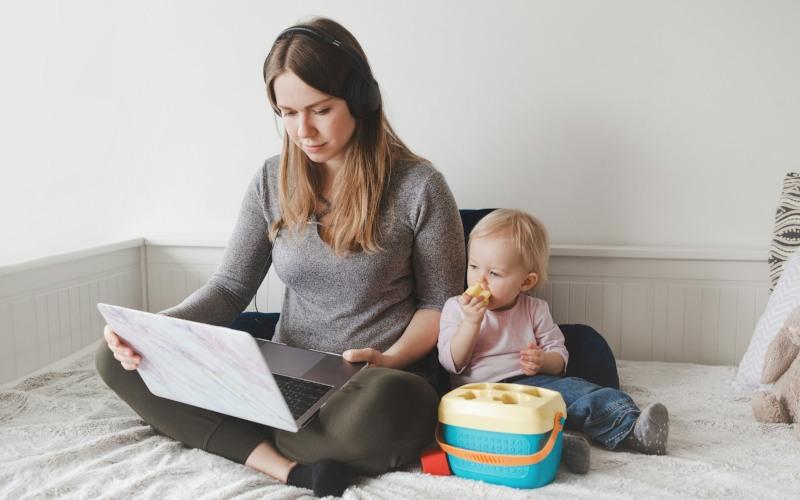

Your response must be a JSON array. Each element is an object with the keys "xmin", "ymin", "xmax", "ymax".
[{"xmin": 161, "ymin": 155, "xmax": 465, "ymax": 354}]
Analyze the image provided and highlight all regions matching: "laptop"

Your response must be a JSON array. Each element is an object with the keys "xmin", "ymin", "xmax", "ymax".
[{"xmin": 97, "ymin": 303, "xmax": 366, "ymax": 432}]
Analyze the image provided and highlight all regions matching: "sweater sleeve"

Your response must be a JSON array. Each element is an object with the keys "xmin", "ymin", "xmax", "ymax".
[
  {"xmin": 532, "ymin": 300, "xmax": 570, "ymax": 369},
  {"xmin": 437, "ymin": 297, "xmax": 466, "ymax": 374},
  {"xmin": 411, "ymin": 170, "xmax": 465, "ymax": 310},
  {"xmin": 159, "ymin": 163, "xmax": 273, "ymax": 326}
]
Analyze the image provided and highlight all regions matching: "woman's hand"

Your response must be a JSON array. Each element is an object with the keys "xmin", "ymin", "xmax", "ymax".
[
  {"xmin": 342, "ymin": 347, "xmax": 390, "ymax": 368},
  {"xmin": 519, "ymin": 342, "xmax": 544, "ymax": 376},
  {"xmin": 104, "ymin": 325, "xmax": 141, "ymax": 370}
]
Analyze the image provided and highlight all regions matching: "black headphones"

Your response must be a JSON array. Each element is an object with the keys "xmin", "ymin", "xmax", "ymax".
[{"xmin": 265, "ymin": 25, "xmax": 381, "ymax": 118}]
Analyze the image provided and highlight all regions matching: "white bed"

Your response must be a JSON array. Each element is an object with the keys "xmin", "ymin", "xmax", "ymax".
[{"xmin": 2, "ymin": 345, "xmax": 798, "ymax": 499}]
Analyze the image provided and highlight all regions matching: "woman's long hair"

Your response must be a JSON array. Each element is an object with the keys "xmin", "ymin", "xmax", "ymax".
[{"xmin": 264, "ymin": 17, "xmax": 422, "ymax": 255}]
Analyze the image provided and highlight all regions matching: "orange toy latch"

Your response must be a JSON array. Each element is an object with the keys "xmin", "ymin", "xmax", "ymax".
[
  {"xmin": 420, "ymin": 446, "xmax": 451, "ymax": 475},
  {"xmin": 435, "ymin": 412, "xmax": 565, "ymax": 467}
]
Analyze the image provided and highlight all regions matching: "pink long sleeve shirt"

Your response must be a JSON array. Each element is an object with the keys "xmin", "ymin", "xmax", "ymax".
[{"xmin": 437, "ymin": 294, "xmax": 569, "ymax": 387}]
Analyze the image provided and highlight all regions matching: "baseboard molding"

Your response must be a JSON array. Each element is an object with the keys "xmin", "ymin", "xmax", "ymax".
[
  {"xmin": 0, "ymin": 238, "xmax": 770, "ymax": 384},
  {"xmin": 0, "ymin": 342, "xmax": 98, "ymax": 389}
]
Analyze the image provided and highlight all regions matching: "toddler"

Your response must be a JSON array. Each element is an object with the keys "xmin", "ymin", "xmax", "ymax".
[{"xmin": 438, "ymin": 209, "xmax": 669, "ymax": 462}]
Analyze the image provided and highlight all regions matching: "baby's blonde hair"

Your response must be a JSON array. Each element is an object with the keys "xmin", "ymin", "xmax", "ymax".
[{"xmin": 469, "ymin": 209, "xmax": 549, "ymax": 289}]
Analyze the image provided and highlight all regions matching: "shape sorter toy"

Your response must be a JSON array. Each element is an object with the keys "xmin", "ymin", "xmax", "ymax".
[{"xmin": 423, "ymin": 382, "xmax": 567, "ymax": 489}]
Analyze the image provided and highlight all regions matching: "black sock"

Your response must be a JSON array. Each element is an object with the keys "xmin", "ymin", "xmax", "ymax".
[
  {"xmin": 562, "ymin": 432, "xmax": 591, "ymax": 474},
  {"xmin": 621, "ymin": 402, "xmax": 669, "ymax": 455},
  {"xmin": 287, "ymin": 459, "xmax": 353, "ymax": 497}
]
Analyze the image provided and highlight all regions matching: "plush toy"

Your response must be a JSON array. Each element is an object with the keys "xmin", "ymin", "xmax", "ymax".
[{"xmin": 751, "ymin": 304, "xmax": 800, "ymax": 438}]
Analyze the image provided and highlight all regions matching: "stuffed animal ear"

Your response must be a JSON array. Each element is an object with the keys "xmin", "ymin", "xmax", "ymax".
[{"xmin": 761, "ymin": 323, "xmax": 800, "ymax": 384}]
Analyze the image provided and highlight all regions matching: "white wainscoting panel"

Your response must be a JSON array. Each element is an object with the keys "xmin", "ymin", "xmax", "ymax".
[
  {"xmin": 0, "ymin": 241, "xmax": 144, "ymax": 384},
  {"xmin": 145, "ymin": 241, "xmax": 770, "ymax": 366},
  {"xmin": 144, "ymin": 244, "xmax": 284, "ymax": 315},
  {"xmin": 534, "ymin": 255, "xmax": 770, "ymax": 365},
  {"xmin": 1, "ymin": 238, "xmax": 769, "ymax": 385}
]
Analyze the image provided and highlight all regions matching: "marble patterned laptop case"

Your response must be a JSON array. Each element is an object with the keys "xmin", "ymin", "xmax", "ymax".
[{"xmin": 97, "ymin": 303, "xmax": 298, "ymax": 431}]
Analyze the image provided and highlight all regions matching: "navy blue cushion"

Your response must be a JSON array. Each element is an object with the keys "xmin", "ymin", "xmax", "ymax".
[
  {"xmin": 229, "ymin": 209, "xmax": 620, "ymax": 393},
  {"xmin": 228, "ymin": 312, "xmax": 279, "ymax": 340},
  {"xmin": 458, "ymin": 208, "xmax": 497, "ymax": 241},
  {"xmin": 457, "ymin": 208, "xmax": 496, "ymax": 288},
  {"xmin": 561, "ymin": 324, "xmax": 619, "ymax": 389}
]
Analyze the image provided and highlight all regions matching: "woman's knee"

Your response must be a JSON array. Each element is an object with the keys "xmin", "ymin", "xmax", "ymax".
[
  {"xmin": 273, "ymin": 369, "xmax": 438, "ymax": 473},
  {"xmin": 94, "ymin": 339, "xmax": 155, "ymax": 414},
  {"xmin": 332, "ymin": 368, "xmax": 438, "ymax": 454},
  {"xmin": 95, "ymin": 339, "xmax": 241, "ymax": 453}
]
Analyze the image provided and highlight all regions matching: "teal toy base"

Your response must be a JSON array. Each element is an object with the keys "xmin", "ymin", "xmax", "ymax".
[{"xmin": 442, "ymin": 423, "xmax": 563, "ymax": 489}]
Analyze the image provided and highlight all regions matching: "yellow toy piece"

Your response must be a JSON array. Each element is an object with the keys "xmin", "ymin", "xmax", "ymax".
[{"xmin": 465, "ymin": 283, "xmax": 492, "ymax": 303}]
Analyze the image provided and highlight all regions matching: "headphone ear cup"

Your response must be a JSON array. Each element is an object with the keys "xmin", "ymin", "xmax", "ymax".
[
  {"xmin": 365, "ymin": 78, "xmax": 381, "ymax": 114},
  {"xmin": 345, "ymin": 70, "xmax": 381, "ymax": 118},
  {"xmin": 344, "ymin": 71, "xmax": 364, "ymax": 118}
]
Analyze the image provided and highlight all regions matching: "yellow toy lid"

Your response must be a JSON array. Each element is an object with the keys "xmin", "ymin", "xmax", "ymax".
[{"xmin": 439, "ymin": 382, "xmax": 567, "ymax": 434}]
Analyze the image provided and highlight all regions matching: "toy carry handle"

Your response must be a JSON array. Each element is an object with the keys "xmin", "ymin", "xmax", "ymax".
[{"xmin": 435, "ymin": 412, "xmax": 565, "ymax": 467}]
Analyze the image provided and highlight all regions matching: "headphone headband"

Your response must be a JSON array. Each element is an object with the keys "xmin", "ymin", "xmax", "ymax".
[
  {"xmin": 264, "ymin": 24, "xmax": 381, "ymax": 118},
  {"xmin": 274, "ymin": 26, "xmax": 373, "ymax": 78}
]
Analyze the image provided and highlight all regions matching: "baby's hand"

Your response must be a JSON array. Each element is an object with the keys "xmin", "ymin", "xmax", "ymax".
[
  {"xmin": 520, "ymin": 342, "xmax": 544, "ymax": 376},
  {"xmin": 459, "ymin": 292, "xmax": 488, "ymax": 325}
]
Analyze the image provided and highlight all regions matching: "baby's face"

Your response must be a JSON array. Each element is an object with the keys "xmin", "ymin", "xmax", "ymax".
[{"xmin": 467, "ymin": 234, "xmax": 536, "ymax": 311}]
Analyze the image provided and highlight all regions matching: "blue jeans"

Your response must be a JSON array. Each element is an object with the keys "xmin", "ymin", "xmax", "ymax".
[{"xmin": 503, "ymin": 374, "xmax": 640, "ymax": 450}]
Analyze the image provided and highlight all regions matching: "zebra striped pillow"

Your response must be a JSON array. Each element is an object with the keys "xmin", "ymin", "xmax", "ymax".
[{"xmin": 769, "ymin": 173, "xmax": 800, "ymax": 292}]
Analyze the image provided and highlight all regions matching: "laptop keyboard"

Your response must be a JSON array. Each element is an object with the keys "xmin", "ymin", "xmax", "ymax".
[{"xmin": 273, "ymin": 373, "xmax": 333, "ymax": 420}]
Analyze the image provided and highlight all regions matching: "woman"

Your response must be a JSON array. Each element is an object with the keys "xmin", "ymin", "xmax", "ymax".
[{"xmin": 97, "ymin": 17, "xmax": 465, "ymax": 497}]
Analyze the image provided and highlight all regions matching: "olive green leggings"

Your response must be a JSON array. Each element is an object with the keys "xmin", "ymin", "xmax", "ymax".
[{"xmin": 95, "ymin": 341, "xmax": 439, "ymax": 475}]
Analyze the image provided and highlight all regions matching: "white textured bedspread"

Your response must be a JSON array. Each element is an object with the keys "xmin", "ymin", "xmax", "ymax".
[{"xmin": 2, "ymin": 345, "xmax": 798, "ymax": 499}]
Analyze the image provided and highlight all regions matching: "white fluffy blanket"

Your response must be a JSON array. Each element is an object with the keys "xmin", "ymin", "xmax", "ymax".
[{"xmin": 2, "ymin": 346, "xmax": 798, "ymax": 499}]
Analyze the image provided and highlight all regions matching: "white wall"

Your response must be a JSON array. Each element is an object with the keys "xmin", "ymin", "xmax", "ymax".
[{"xmin": 2, "ymin": 0, "xmax": 799, "ymax": 266}]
